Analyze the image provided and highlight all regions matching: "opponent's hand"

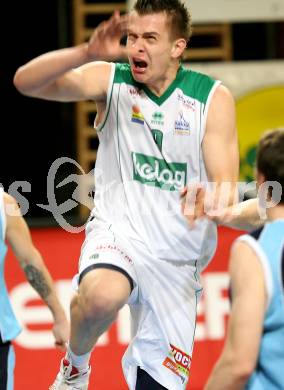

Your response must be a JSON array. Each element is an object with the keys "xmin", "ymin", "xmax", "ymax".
[
  {"xmin": 52, "ymin": 317, "xmax": 70, "ymax": 351},
  {"xmin": 181, "ymin": 185, "xmax": 207, "ymax": 227},
  {"xmin": 87, "ymin": 11, "xmax": 128, "ymax": 61},
  {"xmin": 181, "ymin": 184, "xmax": 240, "ymax": 228}
]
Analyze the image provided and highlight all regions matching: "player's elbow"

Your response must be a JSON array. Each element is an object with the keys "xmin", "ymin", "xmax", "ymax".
[
  {"xmin": 14, "ymin": 68, "xmax": 28, "ymax": 94},
  {"xmin": 233, "ymin": 363, "xmax": 253, "ymax": 383},
  {"xmin": 13, "ymin": 67, "xmax": 37, "ymax": 96},
  {"xmin": 230, "ymin": 355, "xmax": 255, "ymax": 383}
]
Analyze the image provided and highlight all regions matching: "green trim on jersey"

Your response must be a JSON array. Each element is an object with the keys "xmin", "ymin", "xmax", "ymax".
[
  {"xmin": 179, "ymin": 67, "xmax": 216, "ymax": 104},
  {"xmin": 116, "ymin": 84, "xmax": 123, "ymax": 177},
  {"xmin": 114, "ymin": 63, "xmax": 217, "ymax": 106},
  {"xmin": 114, "ymin": 63, "xmax": 139, "ymax": 86},
  {"xmin": 142, "ymin": 65, "xmax": 185, "ymax": 106},
  {"xmin": 191, "ymin": 260, "xmax": 203, "ymax": 351}
]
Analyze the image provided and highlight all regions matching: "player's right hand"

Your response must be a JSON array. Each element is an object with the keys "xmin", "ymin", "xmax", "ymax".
[{"xmin": 87, "ymin": 10, "xmax": 128, "ymax": 61}]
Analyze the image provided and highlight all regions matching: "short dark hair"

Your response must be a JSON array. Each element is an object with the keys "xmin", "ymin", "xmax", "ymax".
[
  {"xmin": 133, "ymin": 0, "xmax": 192, "ymax": 42},
  {"xmin": 257, "ymin": 128, "xmax": 284, "ymax": 203}
]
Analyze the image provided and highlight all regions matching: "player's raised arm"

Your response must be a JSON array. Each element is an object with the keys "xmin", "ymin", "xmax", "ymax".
[{"xmin": 13, "ymin": 11, "xmax": 128, "ymax": 102}]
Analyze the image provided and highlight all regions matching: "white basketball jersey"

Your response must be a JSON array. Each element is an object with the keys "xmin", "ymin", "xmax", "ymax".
[{"xmin": 92, "ymin": 63, "xmax": 220, "ymax": 268}]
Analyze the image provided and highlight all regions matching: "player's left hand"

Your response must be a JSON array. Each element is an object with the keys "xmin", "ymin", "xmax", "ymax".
[{"xmin": 52, "ymin": 317, "xmax": 70, "ymax": 351}]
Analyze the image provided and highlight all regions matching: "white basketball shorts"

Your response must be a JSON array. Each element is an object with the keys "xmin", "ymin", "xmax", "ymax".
[{"xmin": 75, "ymin": 218, "xmax": 203, "ymax": 390}]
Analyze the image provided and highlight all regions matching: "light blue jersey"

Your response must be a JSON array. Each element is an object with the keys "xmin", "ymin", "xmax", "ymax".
[
  {"xmin": 239, "ymin": 220, "xmax": 284, "ymax": 390},
  {"xmin": 0, "ymin": 189, "xmax": 21, "ymax": 343}
]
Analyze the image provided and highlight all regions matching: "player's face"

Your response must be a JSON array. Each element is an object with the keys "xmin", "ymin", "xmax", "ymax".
[{"xmin": 127, "ymin": 11, "xmax": 176, "ymax": 85}]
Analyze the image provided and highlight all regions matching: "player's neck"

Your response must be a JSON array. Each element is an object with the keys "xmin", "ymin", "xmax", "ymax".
[
  {"xmin": 267, "ymin": 204, "xmax": 284, "ymax": 221},
  {"xmin": 146, "ymin": 62, "xmax": 180, "ymax": 97}
]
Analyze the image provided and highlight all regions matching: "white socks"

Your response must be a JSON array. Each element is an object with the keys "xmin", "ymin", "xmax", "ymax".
[{"xmin": 67, "ymin": 347, "xmax": 91, "ymax": 371}]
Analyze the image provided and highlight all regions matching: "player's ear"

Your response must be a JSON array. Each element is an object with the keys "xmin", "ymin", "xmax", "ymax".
[{"xmin": 171, "ymin": 38, "xmax": 187, "ymax": 59}]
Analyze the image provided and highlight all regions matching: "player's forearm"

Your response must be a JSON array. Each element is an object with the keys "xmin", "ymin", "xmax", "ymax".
[
  {"xmin": 204, "ymin": 357, "xmax": 249, "ymax": 390},
  {"xmin": 20, "ymin": 251, "xmax": 66, "ymax": 322},
  {"xmin": 215, "ymin": 198, "xmax": 265, "ymax": 231},
  {"xmin": 13, "ymin": 43, "xmax": 89, "ymax": 96}
]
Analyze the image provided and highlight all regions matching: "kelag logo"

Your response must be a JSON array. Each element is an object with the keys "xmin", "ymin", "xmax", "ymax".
[{"xmin": 132, "ymin": 152, "xmax": 187, "ymax": 191}]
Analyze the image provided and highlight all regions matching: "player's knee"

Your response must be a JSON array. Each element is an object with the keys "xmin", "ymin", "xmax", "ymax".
[{"xmin": 79, "ymin": 284, "xmax": 123, "ymax": 321}]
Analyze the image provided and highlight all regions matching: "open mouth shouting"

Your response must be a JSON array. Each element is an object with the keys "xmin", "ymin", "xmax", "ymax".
[{"xmin": 131, "ymin": 57, "xmax": 148, "ymax": 75}]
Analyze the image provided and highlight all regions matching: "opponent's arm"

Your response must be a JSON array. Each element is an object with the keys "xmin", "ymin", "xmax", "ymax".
[
  {"xmin": 13, "ymin": 11, "xmax": 127, "ymax": 102},
  {"xmin": 214, "ymin": 198, "xmax": 265, "ymax": 231},
  {"xmin": 5, "ymin": 193, "xmax": 69, "ymax": 350},
  {"xmin": 204, "ymin": 241, "xmax": 266, "ymax": 390}
]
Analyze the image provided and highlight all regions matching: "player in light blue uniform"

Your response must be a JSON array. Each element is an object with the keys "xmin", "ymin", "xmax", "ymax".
[
  {"xmin": 0, "ymin": 189, "xmax": 21, "ymax": 390},
  {"xmin": 205, "ymin": 128, "xmax": 284, "ymax": 390},
  {"xmin": 0, "ymin": 189, "xmax": 69, "ymax": 390},
  {"xmin": 244, "ymin": 221, "xmax": 284, "ymax": 390}
]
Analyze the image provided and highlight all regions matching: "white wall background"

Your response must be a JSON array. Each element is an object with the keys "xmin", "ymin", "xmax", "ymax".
[
  {"xmin": 128, "ymin": 0, "xmax": 284, "ymax": 23},
  {"xmin": 187, "ymin": 60, "xmax": 284, "ymax": 98}
]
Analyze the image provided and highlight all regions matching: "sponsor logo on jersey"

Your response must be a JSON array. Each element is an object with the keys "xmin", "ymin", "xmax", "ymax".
[
  {"xmin": 177, "ymin": 92, "xmax": 196, "ymax": 112},
  {"xmin": 174, "ymin": 111, "xmax": 191, "ymax": 135},
  {"xmin": 132, "ymin": 152, "xmax": 187, "ymax": 191},
  {"xmin": 131, "ymin": 105, "xmax": 144, "ymax": 125},
  {"xmin": 151, "ymin": 111, "xmax": 164, "ymax": 126},
  {"xmin": 163, "ymin": 344, "xmax": 191, "ymax": 384}
]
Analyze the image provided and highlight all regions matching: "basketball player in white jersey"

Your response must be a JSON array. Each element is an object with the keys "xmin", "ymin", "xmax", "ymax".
[{"xmin": 14, "ymin": 1, "xmax": 244, "ymax": 388}]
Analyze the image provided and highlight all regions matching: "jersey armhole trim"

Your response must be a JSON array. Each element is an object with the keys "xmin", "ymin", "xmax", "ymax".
[
  {"xmin": 95, "ymin": 62, "xmax": 116, "ymax": 133},
  {"xmin": 235, "ymin": 234, "xmax": 273, "ymax": 310}
]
